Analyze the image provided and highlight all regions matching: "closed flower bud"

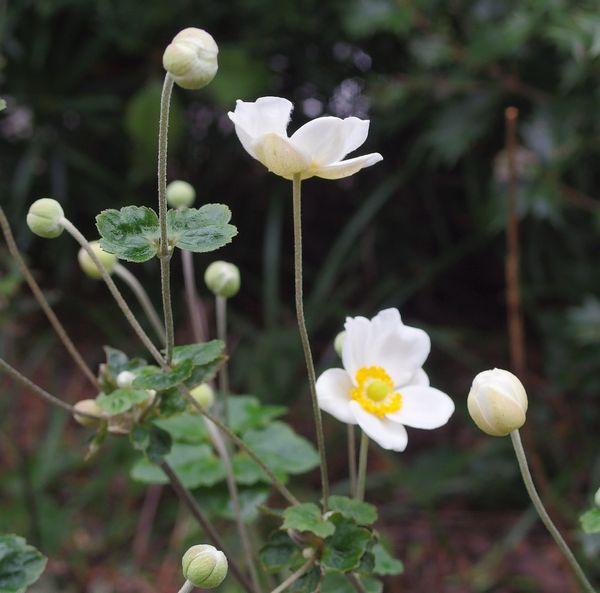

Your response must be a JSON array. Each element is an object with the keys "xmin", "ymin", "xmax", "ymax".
[
  {"xmin": 467, "ymin": 368, "xmax": 528, "ymax": 437},
  {"xmin": 73, "ymin": 399, "xmax": 104, "ymax": 427},
  {"xmin": 166, "ymin": 180, "xmax": 196, "ymax": 208},
  {"xmin": 182, "ymin": 544, "xmax": 228, "ymax": 589},
  {"xmin": 116, "ymin": 370, "xmax": 136, "ymax": 389},
  {"xmin": 204, "ymin": 261, "xmax": 240, "ymax": 298},
  {"xmin": 333, "ymin": 331, "xmax": 346, "ymax": 357},
  {"xmin": 26, "ymin": 198, "xmax": 64, "ymax": 238},
  {"xmin": 190, "ymin": 383, "xmax": 214, "ymax": 409},
  {"xmin": 163, "ymin": 28, "xmax": 218, "ymax": 90},
  {"xmin": 78, "ymin": 241, "xmax": 118, "ymax": 279}
]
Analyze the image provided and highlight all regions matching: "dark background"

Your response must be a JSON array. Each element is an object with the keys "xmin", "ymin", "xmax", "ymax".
[{"xmin": 1, "ymin": 0, "xmax": 599, "ymax": 591}]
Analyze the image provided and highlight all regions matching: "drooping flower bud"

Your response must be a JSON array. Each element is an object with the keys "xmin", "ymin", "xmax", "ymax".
[
  {"xmin": 190, "ymin": 383, "xmax": 215, "ymax": 409},
  {"xmin": 467, "ymin": 368, "xmax": 528, "ymax": 437},
  {"xmin": 333, "ymin": 331, "xmax": 346, "ymax": 357},
  {"xmin": 163, "ymin": 28, "xmax": 218, "ymax": 90},
  {"xmin": 26, "ymin": 199, "xmax": 64, "ymax": 238},
  {"xmin": 78, "ymin": 241, "xmax": 118, "ymax": 279},
  {"xmin": 166, "ymin": 180, "xmax": 196, "ymax": 208},
  {"xmin": 182, "ymin": 544, "xmax": 228, "ymax": 589},
  {"xmin": 116, "ymin": 370, "xmax": 136, "ymax": 389},
  {"xmin": 204, "ymin": 261, "xmax": 240, "ymax": 298},
  {"xmin": 73, "ymin": 399, "xmax": 104, "ymax": 427}
]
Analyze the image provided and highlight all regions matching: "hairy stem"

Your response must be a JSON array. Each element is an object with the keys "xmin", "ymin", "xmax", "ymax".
[
  {"xmin": 114, "ymin": 264, "xmax": 166, "ymax": 344},
  {"xmin": 291, "ymin": 174, "xmax": 329, "ymax": 510},
  {"xmin": 216, "ymin": 295, "xmax": 230, "ymax": 419},
  {"xmin": 0, "ymin": 207, "xmax": 99, "ymax": 389},
  {"xmin": 347, "ymin": 424, "xmax": 357, "ymax": 497},
  {"xmin": 356, "ymin": 431, "xmax": 369, "ymax": 502},
  {"xmin": 181, "ymin": 249, "xmax": 207, "ymax": 343},
  {"xmin": 510, "ymin": 431, "xmax": 596, "ymax": 593},
  {"xmin": 269, "ymin": 558, "xmax": 314, "ymax": 593}
]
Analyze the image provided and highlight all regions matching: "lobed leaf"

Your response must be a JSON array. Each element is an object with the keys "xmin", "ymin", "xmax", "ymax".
[
  {"xmin": 0, "ymin": 534, "xmax": 47, "ymax": 593},
  {"xmin": 372, "ymin": 541, "xmax": 404, "ymax": 575},
  {"xmin": 132, "ymin": 359, "xmax": 193, "ymax": 390},
  {"xmin": 328, "ymin": 496, "xmax": 378, "ymax": 525},
  {"xmin": 281, "ymin": 503, "xmax": 335, "ymax": 538},
  {"xmin": 321, "ymin": 516, "xmax": 373, "ymax": 572},
  {"xmin": 96, "ymin": 389, "xmax": 150, "ymax": 415}
]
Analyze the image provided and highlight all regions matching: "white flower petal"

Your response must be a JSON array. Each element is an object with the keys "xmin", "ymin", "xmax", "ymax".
[
  {"xmin": 408, "ymin": 368, "xmax": 430, "ymax": 386},
  {"xmin": 313, "ymin": 153, "xmax": 383, "ymax": 180},
  {"xmin": 253, "ymin": 133, "xmax": 311, "ymax": 177},
  {"xmin": 349, "ymin": 402, "xmax": 408, "ymax": 451},
  {"xmin": 341, "ymin": 316, "xmax": 372, "ymax": 381},
  {"xmin": 340, "ymin": 117, "xmax": 370, "ymax": 156},
  {"xmin": 316, "ymin": 368, "xmax": 356, "ymax": 424},
  {"xmin": 386, "ymin": 386, "xmax": 455, "ymax": 429},
  {"xmin": 290, "ymin": 117, "xmax": 348, "ymax": 166}
]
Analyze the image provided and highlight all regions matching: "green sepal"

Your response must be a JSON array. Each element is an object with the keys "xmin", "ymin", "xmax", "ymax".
[
  {"xmin": 281, "ymin": 503, "xmax": 335, "ymax": 538},
  {"xmin": 0, "ymin": 534, "xmax": 47, "ymax": 593}
]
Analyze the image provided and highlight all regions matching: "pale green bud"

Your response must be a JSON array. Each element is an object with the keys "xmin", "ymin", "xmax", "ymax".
[
  {"xmin": 166, "ymin": 180, "xmax": 196, "ymax": 208},
  {"xmin": 190, "ymin": 383, "xmax": 215, "ymax": 409},
  {"xmin": 78, "ymin": 241, "xmax": 118, "ymax": 279},
  {"xmin": 73, "ymin": 399, "xmax": 104, "ymax": 427},
  {"xmin": 334, "ymin": 331, "xmax": 346, "ymax": 357},
  {"xmin": 26, "ymin": 198, "xmax": 64, "ymax": 238},
  {"xmin": 182, "ymin": 544, "xmax": 228, "ymax": 589},
  {"xmin": 116, "ymin": 370, "xmax": 136, "ymax": 389},
  {"xmin": 163, "ymin": 28, "xmax": 218, "ymax": 90},
  {"xmin": 204, "ymin": 261, "xmax": 240, "ymax": 298},
  {"xmin": 595, "ymin": 487, "xmax": 600, "ymax": 508},
  {"xmin": 467, "ymin": 368, "xmax": 528, "ymax": 437}
]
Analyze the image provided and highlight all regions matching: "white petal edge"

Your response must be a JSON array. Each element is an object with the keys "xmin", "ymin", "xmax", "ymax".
[
  {"xmin": 290, "ymin": 117, "xmax": 348, "ymax": 166},
  {"xmin": 313, "ymin": 153, "xmax": 383, "ymax": 180},
  {"xmin": 341, "ymin": 316, "xmax": 372, "ymax": 382},
  {"xmin": 349, "ymin": 401, "xmax": 408, "ymax": 451},
  {"xmin": 316, "ymin": 368, "xmax": 356, "ymax": 424},
  {"xmin": 386, "ymin": 385, "xmax": 455, "ymax": 429},
  {"xmin": 340, "ymin": 117, "xmax": 370, "ymax": 157}
]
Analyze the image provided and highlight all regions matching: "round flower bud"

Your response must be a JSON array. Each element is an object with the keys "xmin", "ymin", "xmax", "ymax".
[
  {"xmin": 73, "ymin": 399, "xmax": 104, "ymax": 427},
  {"xmin": 163, "ymin": 28, "xmax": 218, "ymax": 90},
  {"xmin": 166, "ymin": 180, "xmax": 196, "ymax": 208},
  {"xmin": 182, "ymin": 544, "xmax": 228, "ymax": 589},
  {"xmin": 26, "ymin": 198, "xmax": 64, "ymax": 238},
  {"xmin": 333, "ymin": 331, "xmax": 346, "ymax": 357},
  {"xmin": 116, "ymin": 370, "xmax": 136, "ymax": 389},
  {"xmin": 78, "ymin": 241, "xmax": 118, "ymax": 279},
  {"xmin": 595, "ymin": 487, "xmax": 600, "ymax": 508},
  {"xmin": 467, "ymin": 368, "xmax": 528, "ymax": 437},
  {"xmin": 204, "ymin": 261, "xmax": 240, "ymax": 298},
  {"xmin": 189, "ymin": 383, "xmax": 215, "ymax": 409}
]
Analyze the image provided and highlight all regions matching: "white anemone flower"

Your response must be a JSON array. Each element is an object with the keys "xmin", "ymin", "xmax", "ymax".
[
  {"xmin": 227, "ymin": 96, "xmax": 383, "ymax": 180},
  {"xmin": 316, "ymin": 308, "xmax": 455, "ymax": 451}
]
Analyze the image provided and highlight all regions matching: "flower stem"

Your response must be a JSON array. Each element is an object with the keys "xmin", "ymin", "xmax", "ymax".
[
  {"xmin": 113, "ymin": 264, "xmax": 166, "ymax": 344},
  {"xmin": 158, "ymin": 73, "xmax": 176, "ymax": 363},
  {"xmin": 510, "ymin": 430, "xmax": 596, "ymax": 593},
  {"xmin": 291, "ymin": 174, "xmax": 329, "ymax": 511},
  {"xmin": 216, "ymin": 295, "xmax": 230, "ymax": 420},
  {"xmin": 176, "ymin": 580, "xmax": 194, "ymax": 593},
  {"xmin": 348, "ymin": 424, "xmax": 357, "ymax": 497},
  {"xmin": 181, "ymin": 249, "xmax": 207, "ymax": 343},
  {"xmin": 268, "ymin": 558, "xmax": 314, "ymax": 593},
  {"xmin": 356, "ymin": 430, "xmax": 369, "ymax": 502},
  {"xmin": 0, "ymin": 207, "xmax": 99, "ymax": 390}
]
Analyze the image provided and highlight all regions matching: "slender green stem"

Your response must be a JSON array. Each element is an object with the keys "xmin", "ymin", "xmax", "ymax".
[
  {"xmin": 356, "ymin": 431, "xmax": 369, "ymax": 502},
  {"xmin": 114, "ymin": 264, "xmax": 166, "ymax": 344},
  {"xmin": 347, "ymin": 424, "xmax": 357, "ymax": 497},
  {"xmin": 158, "ymin": 73, "xmax": 176, "ymax": 363},
  {"xmin": 0, "ymin": 207, "xmax": 99, "ymax": 390},
  {"xmin": 216, "ymin": 295, "xmax": 230, "ymax": 420},
  {"xmin": 291, "ymin": 174, "xmax": 329, "ymax": 510},
  {"xmin": 510, "ymin": 430, "xmax": 596, "ymax": 593},
  {"xmin": 346, "ymin": 574, "xmax": 368, "ymax": 593},
  {"xmin": 176, "ymin": 580, "xmax": 194, "ymax": 593},
  {"xmin": 269, "ymin": 558, "xmax": 314, "ymax": 593},
  {"xmin": 0, "ymin": 358, "xmax": 101, "ymax": 420}
]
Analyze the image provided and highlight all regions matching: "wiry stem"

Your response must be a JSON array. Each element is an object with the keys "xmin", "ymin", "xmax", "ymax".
[
  {"xmin": 356, "ymin": 431, "xmax": 369, "ymax": 502},
  {"xmin": 268, "ymin": 558, "xmax": 314, "ymax": 593},
  {"xmin": 0, "ymin": 207, "xmax": 99, "ymax": 389},
  {"xmin": 291, "ymin": 174, "xmax": 330, "ymax": 510}
]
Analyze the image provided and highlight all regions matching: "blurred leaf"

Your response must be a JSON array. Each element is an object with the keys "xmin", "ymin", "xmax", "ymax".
[
  {"xmin": 372, "ymin": 541, "xmax": 403, "ymax": 575},
  {"xmin": 228, "ymin": 396, "xmax": 287, "ymax": 434},
  {"xmin": 171, "ymin": 341, "xmax": 224, "ymax": 366},
  {"xmin": 580, "ymin": 509, "xmax": 600, "ymax": 534},
  {"xmin": 132, "ymin": 359, "xmax": 193, "ymax": 390},
  {"xmin": 96, "ymin": 388, "xmax": 149, "ymax": 415},
  {"xmin": 282, "ymin": 503, "xmax": 335, "ymax": 538},
  {"xmin": 321, "ymin": 516, "xmax": 372, "ymax": 572},
  {"xmin": 328, "ymin": 496, "xmax": 377, "ymax": 526},
  {"xmin": 154, "ymin": 413, "xmax": 210, "ymax": 444},
  {"xmin": 321, "ymin": 573, "xmax": 382, "ymax": 593},
  {"xmin": 197, "ymin": 484, "xmax": 271, "ymax": 523},
  {"xmin": 291, "ymin": 567, "xmax": 321, "ymax": 593},
  {"xmin": 0, "ymin": 534, "xmax": 47, "ymax": 593},
  {"xmin": 0, "ymin": 99, "xmax": 6, "ymax": 112},
  {"xmin": 259, "ymin": 532, "xmax": 299, "ymax": 573},
  {"xmin": 130, "ymin": 423, "xmax": 172, "ymax": 463}
]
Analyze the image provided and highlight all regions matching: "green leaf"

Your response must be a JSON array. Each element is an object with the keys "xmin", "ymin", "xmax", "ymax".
[
  {"xmin": 321, "ymin": 516, "xmax": 372, "ymax": 572},
  {"xmin": 320, "ymin": 573, "xmax": 382, "ymax": 593},
  {"xmin": 372, "ymin": 541, "xmax": 404, "ymax": 575},
  {"xmin": 580, "ymin": 508, "xmax": 600, "ymax": 534},
  {"xmin": 0, "ymin": 99, "xmax": 6, "ymax": 112},
  {"xmin": 0, "ymin": 534, "xmax": 47, "ymax": 593},
  {"xmin": 229, "ymin": 396, "xmax": 287, "ymax": 433},
  {"xmin": 167, "ymin": 204, "xmax": 237, "ymax": 253},
  {"xmin": 154, "ymin": 413, "xmax": 210, "ymax": 444},
  {"xmin": 132, "ymin": 360, "xmax": 193, "ymax": 390},
  {"xmin": 96, "ymin": 389, "xmax": 150, "ymax": 415},
  {"xmin": 104, "ymin": 346, "xmax": 129, "ymax": 375},
  {"xmin": 259, "ymin": 532, "xmax": 299, "ymax": 573},
  {"xmin": 328, "ymin": 496, "xmax": 378, "ymax": 525},
  {"xmin": 232, "ymin": 453, "xmax": 273, "ymax": 485},
  {"xmin": 197, "ymin": 484, "xmax": 270, "ymax": 523},
  {"xmin": 171, "ymin": 341, "xmax": 224, "ymax": 366},
  {"xmin": 282, "ymin": 503, "xmax": 335, "ymax": 538},
  {"xmin": 96, "ymin": 206, "xmax": 160, "ymax": 262},
  {"xmin": 130, "ymin": 424, "xmax": 172, "ymax": 463},
  {"xmin": 242, "ymin": 422, "xmax": 320, "ymax": 476},
  {"xmin": 291, "ymin": 566, "xmax": 321, "ymax": 593}
]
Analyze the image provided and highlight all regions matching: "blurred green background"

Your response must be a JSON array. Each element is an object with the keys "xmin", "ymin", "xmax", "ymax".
[{"xmin": 1, "ymin": 0, "xmax": 599, "ymax": 591}]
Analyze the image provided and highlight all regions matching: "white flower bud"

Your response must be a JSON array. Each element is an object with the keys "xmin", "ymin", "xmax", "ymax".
[
  {"xmin": 166, "ymin": 180, "xmax": 196, "ymax": 208},
  {"xmin": 595, "ymin": 487, "xmax": 600, "ymax": 508},
  {"xmin": 333, "ymin": 331, "xmax": 346, "ymax": 357},
  {"xmin": 182, "ymin": 544, "xmax": 228, "ymax": 589},
  {"xmin": 163, "ymin": 28, "xmax": 218, "ymax": 90},
  {"xmin": 78, "ymin": 241, "xmax": 118, "ymax": 279},
  {"xmin": 204, "ymin": 261, "xmax": 240, "ymax": 298},
  {"xmin": 190, "ymin": 383, "xmax": 215, "ymax": 409},
  {"xmin": 73, "ymin": 399, "xmax": 104, "ymax": 427},
  {"xmin": 467, "ymin": 368, "xmax": 528, "ymax": 437},
  {"xmin": 116, "ymin": 370, "xmax": 136, "ymax": 389},
  {"xmin": 26, "ymin": 199, "xmax": 64, "ymax": 238}
]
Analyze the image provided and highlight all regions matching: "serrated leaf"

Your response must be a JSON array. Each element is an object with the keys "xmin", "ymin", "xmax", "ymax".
[
  {"xmin": 0, "ymin": 534, "xmax": 47, "ymax": 593},
  {"xmin": 96, "ymin": 389, "xmax": 150, "ymax": 415},
  {"xmin": 167, "ymin": 204, "xmax": 237, "ymax": 253},
  {"xmin": 282, "ymin": 503, "xmax": 335, "ymax": 538},
  {"xmin": 132, "ymin": 360, "xmax": 193, "ymax": 390},
  {"xmin": 259, "ymin": 532, "xmax": 298, "ymax": 573},
  {"xmin": 580, "ymin": 508, "xmax": 600, "ymax": 534},
  {"xmin": 321, "ymin": 516, "xmax": 373, "ymax": 572},
  {"xmin": 171, "ymin": 341, "xmax": 224, "ymax": 366},
  {"xmin": 229, "ymin": 396, "xmax": 287, "ymax": 433},
  {"xmin": 372, "ymin": 541, "xmax": 403, "ymax": 575},
  {"xmin": 154, "ymin": 413, "xmax": 210, "ymax": 444},
  {"xmin": 328, "ymin": 496, "xmax": 377, "ymax": 525},
  {"xmin": 96, "ymin": 206, "xmax": 160, "ymax": 262},
  {"xmin": 130, "ymin": 424, "xmax": 172, "ymax": 463}
]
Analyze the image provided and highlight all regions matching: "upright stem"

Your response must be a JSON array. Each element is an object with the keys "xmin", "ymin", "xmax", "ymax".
[
  {"xmin": 347, "ymin": 425, "xmax": 357, "ymax": 497},
  {"xmin": 268, "ymin": 558, "xmax": 314, "ymax": 593},
  {"xmin": 291, "ymin": 174, "xmax": 329, "ymax": 510},
  {"xmin": 216, "ymin": 295, "xmax": 230, "ymax": 419},
  {"xmin": 356, "ymin": 431, "xmax": 369, "ymax": 502},
  {"xmin": 181, "ymin": 249, "xmax": 207, "ymax": 343},
  {"xmin": 0, "ymin": 207, "xmax": 99, "ymax": 390},
  {"xmin": 176, "ymin": 581, "xmax": 194, "ymax": 593},
  {"xmin": 510, "ymin": 431, "xmax": 596, "ymax": 593},
  {"xmin": 158, "ymin": 73, "xmax": 176, "ymax": 363},
  {"xmin": 114, "ymin": 264, "xmax": 166, "ymax": 344}
]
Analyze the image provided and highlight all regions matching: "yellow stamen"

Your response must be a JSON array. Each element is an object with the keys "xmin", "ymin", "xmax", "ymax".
[{"xmin": 351, "ymin": 366, "xmax": 402, "ymax": 417}]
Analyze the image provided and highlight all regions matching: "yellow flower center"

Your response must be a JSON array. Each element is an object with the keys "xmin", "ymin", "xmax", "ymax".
[{"xmin": 351, "ymin": 366, "xmax": 402, "ymax": 417}]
